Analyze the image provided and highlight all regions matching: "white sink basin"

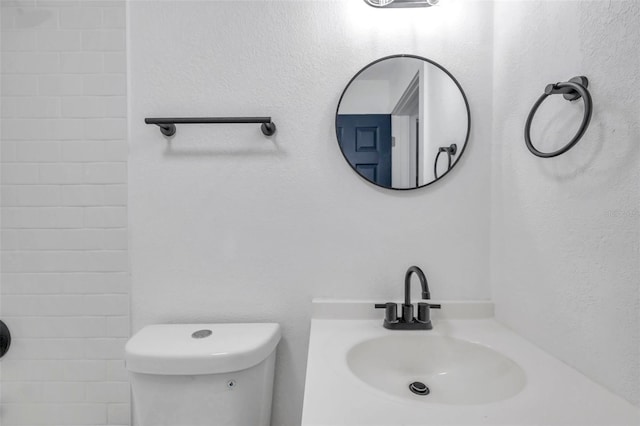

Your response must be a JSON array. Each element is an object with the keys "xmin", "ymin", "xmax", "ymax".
[
  {"xmin": 303, "ymin": 307, "xmax": 640, "ymax": 425},
  {"xmin": 347, "ymin": 334, "xmax": 526, "ymax": 405}
]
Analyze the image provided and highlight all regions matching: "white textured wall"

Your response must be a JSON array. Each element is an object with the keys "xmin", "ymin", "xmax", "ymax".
[
  {"xmin": 1, "ymin": 1, "xmax": 130, "ymax": 424},
  {"xmin": 491, "ymin": 0, "xmax": 640, "ymax": 406},
  {"xmin": 128, "ymin": 1, "xmax": 493, "ymax": 425}
]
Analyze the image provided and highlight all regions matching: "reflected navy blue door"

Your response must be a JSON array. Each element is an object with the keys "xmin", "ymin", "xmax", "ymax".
[{"xmin": 337, "ymin": 114, "xmax": 392, "ymax": 187}]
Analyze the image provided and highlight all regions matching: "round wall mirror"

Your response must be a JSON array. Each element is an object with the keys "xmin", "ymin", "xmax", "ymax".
[{"xmin": 335, "ymin": 54, "xmax": 470, "ymax": 190}]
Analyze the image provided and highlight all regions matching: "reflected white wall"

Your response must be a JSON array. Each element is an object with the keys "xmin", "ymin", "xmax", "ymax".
[{"xmin": 422, "ymin": 62, "xmax": 468, "ymax": 184}]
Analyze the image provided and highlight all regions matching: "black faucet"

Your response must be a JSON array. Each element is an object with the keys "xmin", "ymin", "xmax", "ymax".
[{"xmin": 375, "ymin": 266, "xmax": 441, "ymax": 330}]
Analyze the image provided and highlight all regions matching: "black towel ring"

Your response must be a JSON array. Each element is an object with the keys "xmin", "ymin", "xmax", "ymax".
[
  {"xmin": 524, "ymin": 76, "xmax": 592, "ymax": 158},
  {"xmin": 434, "ymin": 144, "xmax": 457, "ymax": 179}
]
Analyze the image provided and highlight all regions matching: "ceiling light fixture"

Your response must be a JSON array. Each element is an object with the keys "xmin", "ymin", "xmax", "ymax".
[{"xmin": 363, "ymin": 0, "xmax": 439, "ymax": 8}]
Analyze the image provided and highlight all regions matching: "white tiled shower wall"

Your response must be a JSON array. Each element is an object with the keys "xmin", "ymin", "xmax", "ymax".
[{"xmin": 0, "ymin": 1, "xmax": 130, "ymax": 425}]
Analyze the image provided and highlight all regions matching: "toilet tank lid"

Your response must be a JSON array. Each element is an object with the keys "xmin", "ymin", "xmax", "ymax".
[{"xmin": 125, "ymin": 323, "xmax": 281, "ymax": 375}]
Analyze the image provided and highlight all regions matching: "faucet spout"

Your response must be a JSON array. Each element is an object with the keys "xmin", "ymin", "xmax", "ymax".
[
  {"xmin": 375, "ymin": 265, "xmax": 439, "ymax": 330},
  {"xmin": 404, "ymin": 266, "xmax": 430, "ymax": 306}
]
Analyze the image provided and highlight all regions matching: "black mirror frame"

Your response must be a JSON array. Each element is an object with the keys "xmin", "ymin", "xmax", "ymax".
[{"xmin": 335, "ymin": 54, "xmax": 471, "ymax": 190}]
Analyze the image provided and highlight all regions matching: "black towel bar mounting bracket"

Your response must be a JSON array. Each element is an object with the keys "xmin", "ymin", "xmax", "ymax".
[
  {"xmin": 524, "ymin": 76, "xmax": 592, "ymax": 158},
  {"xmin": 144, "ymin": 117, "xmax": 277, "ymax": 137}
]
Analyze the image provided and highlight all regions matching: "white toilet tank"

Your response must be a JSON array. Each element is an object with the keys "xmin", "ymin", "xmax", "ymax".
[{"xmin": 125, "ymin": 323, "xmax": 281, "ymax": 426}]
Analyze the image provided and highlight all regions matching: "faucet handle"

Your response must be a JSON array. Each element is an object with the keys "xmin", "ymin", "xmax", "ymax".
[
  {"xmin": 417, "ymin": 302, "xmax": 441, "ymax": 323},
  {"xmin": 374, "ymin": 302, "xmax": 398, "ymax": 324}
]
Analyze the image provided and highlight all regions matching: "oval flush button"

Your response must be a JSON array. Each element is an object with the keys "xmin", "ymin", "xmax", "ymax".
[{"xmin": 191, "ymin": 329, "xmax": 213, "ymax": 339}]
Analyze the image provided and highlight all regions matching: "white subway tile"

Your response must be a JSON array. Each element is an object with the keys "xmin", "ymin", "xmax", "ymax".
[
  {"xmin": 37, "ymin": 30, "xmax": 82, "ymax": 51},
  {"xmin": 0, "ymin": 360, "xmax": 66, "ymax": 381},
  {"xmin": 60, "ymin": 140, "xmax": 105, "ymax": 162},
  {"xmin": 61, "ymin": 272, "xmax": 129, "ymax": 293},
  {"xmin": 1, "ymin": 360, "xmax": 105, "ymax": 382},
  {"xmin": 1, "ymin": 7, "xmax": 16, "ymax": 29},
  {"xmin": 60, "ymin": 52, "xmax": 104, "ymax": 73},
  {"xmin": 4, "ymin": 118, "xmax": 84, "ymax": 140},
  {"xmin": 2, "ymin": 251, "xmax": 70, "ymax": 273},
  {"xmin": 82, "ymin": 294, "xmax": 129, "ymax": 315},
  {"xmin": 84, "ymin": 162, "xmax": 126, "ymax": 183},
  {"xmin": 101, "ymin": 6, "xmax": 125, "ymax": 28},
  {"xmin": 7, "ymin": 316, "xmax": 106, "ymax": 337},
  {"xmin": 63, "ymin": 360, "xmax": 107, "ymax": 381},
  {"xmin": 103, "ymin": 52, "xmax": 125, "ymax": 72},
  {"xmin": 101, "ymin": 228, "xmax": 127, "ymax": 250},
  {"xmin": 61, "ymin": 96, "xmax": 127, "ymax": 120},
  {"xmin": 1, "ymin": 185, "xmax": 61, "ymax": 206},
  {"xmin": 1, "ymin": 30, "xmax": 37, "ymax": 51},
  {"xmin": 39, "ymin": 163, "xmax": 84, "ymax": 183},
  {"xmin": 15, "ymin": 185, "xmax": 61, "ymax": 206},
  {"xmin": 1, "ymin": 382, "xmax": 43, "ymax": 403},
  {"xmin": 56, "ymin": 141, "xmax": 126, "ymax": 163},
  {"xmin": 36, "ymin": 0, "xmax": 80, "ymax": 6},
  {"xmin": 84, "ymin": 206, "xmax": 127, "ymax": 228},
  {"xmin": 1, "ymin": 184, "xmax": 19, "ymax": 205},
  {"xmin": 1, "ymin": 140, "xmax": 18, "ymax": 161},
  {"xmin": 1, "ymin": 75, "xmax": 39, "ymax": 96},
  {"xmin": 42, "ymin": 382, "xmax": 86, "ymax": 403},
  {"xmin": 60, "ymin": 184, "xmax": 106, "ymax": 205},
  {"xmin": 61, "ymin": 96, "xmax": 105, "ymax": 117},
  {"xmin": 84, "ymin": 118, "xmax": 126, "ymax": 139},
  {"xmin": 60, "ymin": 7, "xmax": 102, "ymax": 29},
  {"xmin": 86, "ymin": 381, "xmax": 129, "ymax": 403},
  {"xmin": 0, "ymin": 273, "xmax": 65, "ymax": 294},
  {"xmin": 82, "ymin": 250, "xmax": 128, "ymax": 271},
  {"xmin": 0, "ymin": 272, "xmax": 129, "ymax": 294},
  {"xmin": 106, "ymin": 360, "xmax": 128, "ymax": 381},
  {"xmin": 82, "ymin": 74, "xmax": 125, "ymax": 95},
  {"xmin": 103, "ymin": 96, "xmax": 126, "ymax": 117},
  {"xmin": 1, "ymin": 52, "xmax": 59, "ymax": 74},
  {"xmin": 15, "ymin": 141, "xmax": 61, "ymax": 162},
  {"xmin": 1, "ymin": 97, "xmax": 60, "ymax": 118},
  {"xmin": 1, "ymin": 207, "xmax": 83, "ymax": 228},
  {"xmin": 79, "ymin": 0, "xmax": 122, "ymax": 7},
  {"xmin": 103, "ymin": 140, "xmax": 128, "ymax": 161},
  {"xmin": 1, "ymin": 229, "xmax": 102, "ymax": 250},
  {"xmin": 82, "ymin": 29, "xmax": 125, "ymax": 51},
  {"xmin": 7, "ymin": 2, "xmax": 41, "ymax": 10},
  {"xmin": 2, "ymin": 295, "xmax": 84, "ymax": 316},
  {"xmin": 108, "ymin": 403, "xmax": 131, "ymax": 425},
  {"xmin": 1, "ymin": 163, "xmax": 40, "ymax": 184},
  {"xmin": 1, "ymin": 403, "xmax": 107, "ymax": 425},
  {"xmin": 39, "ymin": 74, "xmax": 83, "ymax": 96},
  {"xmin": 14, "ymin": 7, "xmax": 58, "ymax": 30},
  {"xmin": 1, "ymin": 251, "xmax": 128, "ymax": 272},
  {"xmin": 102, "ymin": 184, "xmax": 126, "ymax": 205},
  {"xmin": 8, "ymin": 338, "xmax": 86, "ymax": 359},
  {"xmin": 106, "ymin": 316, "xmax": 129, "ymax": 337},
  {"xmin": 84, "ymin": 338, "xmax": 127, "ymax": 359}
]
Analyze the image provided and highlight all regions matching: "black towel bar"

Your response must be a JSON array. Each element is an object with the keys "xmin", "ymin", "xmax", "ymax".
[{"xmin": 145, "ymin": 117, "xmax": 277, "ymax": 137}]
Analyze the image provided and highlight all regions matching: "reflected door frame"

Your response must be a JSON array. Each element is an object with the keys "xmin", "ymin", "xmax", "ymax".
[{"xmin": 391, "ymin": 72, "xmax": 420, "ymax": 189}]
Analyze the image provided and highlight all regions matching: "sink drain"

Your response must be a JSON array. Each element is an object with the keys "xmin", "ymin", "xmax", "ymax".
[{"xmin": 409, "ymin": 381, "xmax": 430, "ymax": 396}]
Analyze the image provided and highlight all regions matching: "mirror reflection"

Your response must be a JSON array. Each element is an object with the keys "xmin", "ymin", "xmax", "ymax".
[{"xmin": 336, "ymin": 55, "xmax": 470, "ymax": 189}]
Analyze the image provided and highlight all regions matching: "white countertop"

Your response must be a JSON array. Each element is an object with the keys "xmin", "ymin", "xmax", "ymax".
[{"xmin": 302, "ymin": 301, "xmax": 640, "ymax": 426}]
